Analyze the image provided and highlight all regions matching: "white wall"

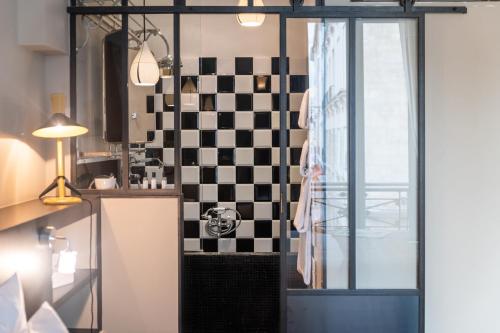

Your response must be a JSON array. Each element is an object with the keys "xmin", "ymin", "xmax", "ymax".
[{"xmin": 426, "ymin": 4, "xmax": 500, "ymax": 333}]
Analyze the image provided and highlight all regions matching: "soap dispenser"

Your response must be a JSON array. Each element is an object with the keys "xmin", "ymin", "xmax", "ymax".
[{"xmin": 150, "ymin": 172, "xmax": 157, "ymax": 190}]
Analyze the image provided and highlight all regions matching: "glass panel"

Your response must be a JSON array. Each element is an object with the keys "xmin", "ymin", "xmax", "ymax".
[
  {"xmin": 287, "ymin": 18, "xmax": 349, "ymax": 289},
  {"xmin": 355, "ymin": 19, "xmax": 418, "ymax": 289},
  {"xmin": 128, "ymin": 14, "xmax": 176, "ymax": 190},
  {"xmin": 75, "ymin": 15, "xmax": 124, "ymax": 190}
]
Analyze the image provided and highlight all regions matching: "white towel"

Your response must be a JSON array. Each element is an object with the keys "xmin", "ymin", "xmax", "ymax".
[{"xmin": 298, "ymin": 89, "xmax": 309, "ymax": 129}]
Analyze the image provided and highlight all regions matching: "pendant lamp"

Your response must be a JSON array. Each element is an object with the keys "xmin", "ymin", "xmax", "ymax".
[{"xmin": 237, "ymin": 0, "xmax": 266, "ymax": 27}]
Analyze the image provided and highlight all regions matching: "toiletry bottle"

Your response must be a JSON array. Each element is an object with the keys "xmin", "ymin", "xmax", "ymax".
[
  {"xmin": 142, "ymin": 177, "xmax": 149, "ymax": 190},
  {"xmin": 150, "ymin": 172, "xmax": 157, "ymax": 190},
  {"xmin": 161, "ymin": 177, "xmax": 168, "ymax": 189}
]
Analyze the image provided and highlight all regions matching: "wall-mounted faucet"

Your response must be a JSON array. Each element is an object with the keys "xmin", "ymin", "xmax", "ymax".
[{"xmin": 202, "ymin": 207, "xmax": 242, "ymax": 238}]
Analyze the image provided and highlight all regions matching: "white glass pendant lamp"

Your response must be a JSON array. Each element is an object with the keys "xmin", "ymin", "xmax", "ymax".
[
  {"xmin": 130, "ymin": 40, "xmax": 160, "ymax": 87},
  {"xmin": 237, "ymin": 0, "xmax": 266, "ymax": 27}
]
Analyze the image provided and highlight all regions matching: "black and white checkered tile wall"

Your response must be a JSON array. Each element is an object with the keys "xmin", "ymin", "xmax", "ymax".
[{"xmin": 142, "ymin": 56, "xmax": 308, "ymax": 253}]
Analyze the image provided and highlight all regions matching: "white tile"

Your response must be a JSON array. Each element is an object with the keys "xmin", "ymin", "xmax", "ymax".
[
  {"xmin": 289, "ymin": 93, "xmax": 304, "ymax": 111},
  {"xmin": 254, "ymin": 57, "xmax": 271, "ymax": 75},
  {"xmin": 181, "ymin": 130, "xmax": 199, "ymax": 147},
  {"xmin": 272, "ymin": 147, "xmax": 280, "ymax": 166},
  {"xmin": 271, "ymin": 75, "xmax": 280, "ymax": 93},
  {"xmin": 290, "ymin": 238, "xmax": 299, "ymax": 253},
  {"xmin": 217, "ymin": 93, "xmax": 235, "ymax": 111},
  {"xmin": 162, "ymin": 76, "xmax": 174, "ymax": 94},
  {"xmin": 271, "ymin": 111, "xmax": 280, "ymax": 129},
  {"xmin": 290, "ymin": 58, "xmax": 308, "ymax": 75},
  {"xmin": 181, "ymin": 94, "xmax": 199, "ymax": 111},
  {"xmin": 253, "ymin": 94, "xmax": 272, "ymax": 111},
  {"xmin": 184, "ymin": 239, "xmax": 201, "ymax": 252},
  {"xmin": 272, "ymin": 220, "xmax": 280, "ymax": 238},
  {"xmin": 235, "ymin": 75, "xmax": 253, "ymax": 93},
  {"xmin": 199, "ymin": 112, "xmax": 217, "ymax": 129},
  {"xmin": 218, "ymin": 202, "xmax": 236, "ymax": 211},
  {"xmin": 217, "ymin": 130, "xmax": 235, "ymax": 148},
  {"xmin": 254, "ymin": 203, "xmax": 272, "ymax": 220},
  {"xmin": 163, "ymin": 148, "xmax": 175, "ymax": 165},
  {"xmin": 272, "ymin": 184, "xmax": 280, "ymax": 202},
  {"xmin": 184, "ymin": 202, "xmax": 200, "ymax": 220},
  {"xmin": 235, "ymin": 148, "xmax": 254, "ymax": 165},
  {"xmin": 253, "ymin": 130, "xmax": 272, "ymax": 147},
  {"xmin": 236, "ymin": 220, "xmax": 254, "ymax": 238},
  {"xmin": 200, "ymin": 184, "xmax": 218, "ymax": 201},
  {"xmin": 254, "ymin": 166, "xmax": 272, "ymax": 184},
  {"xmin": 200, "ymin": 220, "xmax": 216, "ymax": 239},
  {"xmin": 235, "ymin": 112, "xmax": 254, "ymax": 129},
  {"xmin": 146, "ymin": 130, "xmax": 163, "ymax": 148},
  {"xmin": 218, "ymin": 166, "xmax": 236, "ymax": 184},
  {"xmin": 290, "ymin": 202, "xmax": 298, "ymax": 219},
  {"xmin": 163, "ymin": 112, "xmax": 174, "ymax": 130},
  {"xmin": 199, "ymin": 75, "xmax": 217, "ymax": 93},
  {"xmin": 182, "ymin": 166, "xmax": 200, "ymax": 184},
  {"xmin": 290, "ymin": 166, "xmax": 302, "ymax": 183},
  {"xmin": 254, "ymin": 239, "xmax": 273, "ymax": 252},
  {"xmin": 290, "ymin": 129, "xmax": 308, "ymax": 147},
  {"xmin": 181, "ymin": 58, "xmax": 198, "ymax": 75},
  {"xmin": 154, "ymin": 94, "xmax": 163, "ymax": 112},
  {"xmin": 218, "ymin": 239, "xmax": 236, "ymax": 253},
  {"xmin": 217, "ymin": 57, "xmax": 235, "ymax": 75},
  {"xmin": 236, "ymin": 184, "xmax": 254, "ymax": 202},
  {"xmin": 200, "ymin": 148, "xmax": 217, "ymax": 166}
]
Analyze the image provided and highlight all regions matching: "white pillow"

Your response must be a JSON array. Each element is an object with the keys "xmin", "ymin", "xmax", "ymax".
[
  {"xmin": 28, "ymin": 302, "xmax": 68, "ymax": 333},
  {"xmin": 0, "ymin": 274, "xmax": 28, "ymax": 333}
]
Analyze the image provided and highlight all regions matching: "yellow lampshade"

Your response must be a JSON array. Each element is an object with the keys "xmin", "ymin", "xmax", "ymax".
[{"xmin": 237, "ymin": 0, "xmax": 266, "ymax": 27}]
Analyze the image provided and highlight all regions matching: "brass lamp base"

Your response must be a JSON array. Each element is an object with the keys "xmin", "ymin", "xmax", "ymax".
[{"xmin": 42, "ymin": 196, "xmax": 82, "ymax": 205}]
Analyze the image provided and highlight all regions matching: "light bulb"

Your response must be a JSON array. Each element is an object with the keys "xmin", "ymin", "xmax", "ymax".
[
  {"xmin": 130, "ymin": 41, "xmax": 160, "ymax": 87},
  {"xmin": 237, "ymin": 0, "xmax": 266, "ymax": 28}
]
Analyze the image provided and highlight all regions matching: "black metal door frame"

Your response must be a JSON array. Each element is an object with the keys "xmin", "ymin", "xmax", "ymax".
[{"xmin": 67, "ymin": 2, "xmax": 464, "ymax": 332}]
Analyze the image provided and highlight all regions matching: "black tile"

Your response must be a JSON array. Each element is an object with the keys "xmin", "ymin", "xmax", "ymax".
[
  {"xmin": 155, "ymin": 79, "xmax": 162, "ymax": 94},
  {"xmin": 254, "ymin": 75, "xmax": 271, "ymax": 93},
  {"xmin": 237, "ymin": 202, "xmax": 254, "ymax": 220},
  {"xmin": 236, "ymin": 94, "xmax": 253, "ymax": 111},
  {"xmin": 235, "ymin": 130, "xmax": 253, "ymax": 147},
  {"xmin": 183, "ymin": 184, "xmax": 199, "ymax": 202},
  {"xmin": 201, "ymin": 239, "xmax": 218, "ymax": 252},
  {"xmin": 163, "ymin": 166, "xmax": 175, "ymax": 184},
  {"xmin": 290, "ymin": 111, "xmax": 300, "ymax": 129},
  {"xmin": 146, "ymin": 95, "xmax": 154, "ymax": 113},
  {"xmin": 272, "ymin": 238, "xmax": 280, "ymax": 252},
  {"xmin": 184, "ymin": 220, "xmax": 200, "ymax": 238},
  {"xmin": 164, "ymin": 94, "xmax": 174, "ymax": 111},
  {"xmin": 200, "ymin": 130, "xmax": 216, "ymax": 147},
  {"xmin": 201, "ymin": 202, "xmax": 217, "ymax": 216},
  {"xmin": 272, "ymin": 93, "xmax": 289, "ymax": 111},
  {"xmin": 254, "ymin": 112, "xmax": 271, "ymax": 129},
  {"xmin": 218, "ymin": 184, "xmax": 236, "ymax": 202},
  {"xmin": 155, "ymin": 112, "xmax": 162, "ymax": 130},
  {"xmin": 220, "ymin": 229, "xmax": 236, "ymax": 238},
  {"xmin": 200, "ymin": 166, "xmax": 217, "ymax": 184},
  {"xmin": 163, "ymin": 130, "xmax": 174, "ymax": 148},
  {"xmin": 200, "ymin": 57, "xmax": 217, "ymax": 75},
  {"xmin": 272, "ymin": 202, "xmax": 280, "ymax": 219},
  {"xmin": 290, "ymin": 75, "xmax": 309, "ymax": 93},
  {"xmin": 130, "ymin": 166, "xmax": 145, "ymax": 181},
  {"xmin": 291, "ymin": 183, "xmax": 301, "ymax": 201},
  {"xmin": 236, "ymin": 166, "xmax": 254, "ymax": 184},
  {"xmin": 218, "ymin": 148, "xmax": 235, "ymax": 166},
  {"xmin": 218, "ymin": 112, "xmax": 235, "ymax": 129},
  {"xmin": 182, "ymin": 148, "xmax": 199, "ymax": 166},
  {"xmin": 270, "ymin": 166, "xmax": 290, "ymax": 184},
  {"xmin": 147, "ymin": 130, "xmax": 155, "ymax": 142},
  {"xmin": 200, "ymin": 94, "xmax": 216, "ymax": 111},
  {"xmin": 271, "ymin": 57, "xmax": 289, "ymax": 75},
  {"xmin": 254, "ymin": 148, "xmax": 272, "ymax": 166},
  {"xmin": 236, "ymin": 239, "xmax": 254, "ymax": 252},
  {"xmin": 254, "ymin": 220, "xmax": 272, "ymax": 238},
  {"xmin": 145, "ymin": 148, "xmax": 162, "ymax": 160},
  {"xmin": 255, "ymin": 184, "xmax": 272, "ymax": 202},
  {"xmin": 290, "ymin": 148, "xmax": 302, "ymax": 166},
  {"xmin": 235, "ymin": 57, "xmax": 253, "ymax": 75},
  {"xmin": 217, "ymin": 75, "xmax": 235, "ymax": 93},
  {"xmin": 181, "ymin": 76, "xmax": 198, "ymax": 93},
  {"xmin": 271, "ymin": 130, "xmax": 289, "ymax": 147},
  {"xmin": 182, "ymin": 112, "xmax": 198, "ymax": 129}
]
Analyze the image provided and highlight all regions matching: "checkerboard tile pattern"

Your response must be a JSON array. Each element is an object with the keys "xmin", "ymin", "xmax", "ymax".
[
  {"xmin": 179, "ymin": 56, "xmax": 307, "ymax": 253},
  {"xmin": 135, "ymin": 57, "xmax": 306, "ymax": 252}
]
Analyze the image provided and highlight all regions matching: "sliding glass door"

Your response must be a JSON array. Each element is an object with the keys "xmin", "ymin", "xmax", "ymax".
[{"xmin": 283, "ymin": 17, "xmax": 422, "ymax": 333}]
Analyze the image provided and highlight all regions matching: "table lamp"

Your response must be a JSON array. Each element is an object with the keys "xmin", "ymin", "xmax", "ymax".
[{"xmin": 32, "ymin": 93, "xmax": 88, "ymax": 205}]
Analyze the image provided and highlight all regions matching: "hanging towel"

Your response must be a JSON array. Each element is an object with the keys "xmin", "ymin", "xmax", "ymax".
[
  {"xmin": 298, "ymin": 89, "xmax": 310, "ymax": 129},
  {"xmin": 299, "ymin": 139, "xmax": 309, "ymax": 177}
]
